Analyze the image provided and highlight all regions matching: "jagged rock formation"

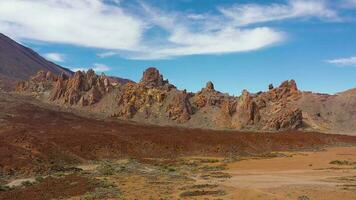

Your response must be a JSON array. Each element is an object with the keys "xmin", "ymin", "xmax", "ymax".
[
  {"xmin": 166, "ymin": 91, "xmax": 193, "ymax": 123},
  {"xmin": 49, "ymin": 69, "xmax": 112, "ymax": 106},
  {"xmin": 16, "ymin": 71, "xmax": 58, "ymax": 93},
  {"xmin": 232, "ymin": 90, "xmax": 261, "ymax": 129},
  {"xmin": 112, "ymin": 69, "xmax": 191, "ymax": 123},
  {"xmin": 17, "ymin": 67, "xmax": 355, "ymax": 133},
  {"xmin": 17, "ymin": 70, "xmax": 112, "ymax": 106}
]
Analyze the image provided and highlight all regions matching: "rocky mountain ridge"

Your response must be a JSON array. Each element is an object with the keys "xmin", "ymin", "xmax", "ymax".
[
  {"xmin": 17, "ymin": 67, "xmax": 312, "ymax": 132},
  {"xmin": 16, "ymin": 67, "xmax": 356, "ymax": 134}
]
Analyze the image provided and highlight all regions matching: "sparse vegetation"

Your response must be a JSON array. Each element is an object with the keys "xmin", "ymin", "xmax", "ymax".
[
  {"xmin": 35, "ymin": 176, "xmax": 44, "ymax": 182},
  {"xmin": 0, "ymin": 185, "xmax": 12, "ymax": 192},
  {"xmin": 80, "ymin": 180, "xmax": 120, "ymax": 200},
  {"xmin": 97, "ymin": 163, "xmax": 116, "ymax": 176},
  {"xmin": 298, "ymin": 195, "xmax": 310, "ymax": 200},
  {"xmin": 199, "ymin": 165, "xmax": 226, "ymax": 171},
  {"xmin": 21, "ymin": 180, "xmax": 34, "ymax": 187},
  {"xmin": 160, "ymin": 164, "xmax": 176, "ymax": 172},
  {"xmin": 201, "ymin": 172, "xmax": 231, "ymax": 179},
  {"xmin": 223, "ymin": 155, "xmax": 241, "ymax": 163},
  {"xmin": 198, "ymin": 158, "xmax": 220, "ymax": 163},
  {"xmin": 180, "ymin": 189, "xmax": 226, "ymax": 197},
  {"xmin": 81, "ymin": 187, "xmax": 120, "ymax": 200},
  {"xmin": 329, "ymin": 160, "xmax": 356, "ymax": 166},
  {"xmin": 179, "ymin": 184, "xmax": 218, "ymax": 191}
]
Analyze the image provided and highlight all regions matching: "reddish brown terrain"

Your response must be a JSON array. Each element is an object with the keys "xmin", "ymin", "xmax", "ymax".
[
  {"xmin": 0, "ymin": 174, "xmax": 95, "ymax": 200},
  {"xmin": 1, "ymin": 91, "xmax": 355, "ymax": 175},
  {"xmin": 1, "ymin": 91, "xmax": 356, "ymax": 199}
]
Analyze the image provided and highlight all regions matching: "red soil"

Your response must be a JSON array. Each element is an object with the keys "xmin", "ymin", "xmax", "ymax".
[{"xmin": 0, "ymin": 174, "xmax": 94, "ymax": 200}]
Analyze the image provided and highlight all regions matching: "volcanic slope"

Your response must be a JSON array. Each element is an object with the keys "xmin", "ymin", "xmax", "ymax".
[{"xmin": 0, "ymin": 33, "xmax": 73, "ymax": 90}]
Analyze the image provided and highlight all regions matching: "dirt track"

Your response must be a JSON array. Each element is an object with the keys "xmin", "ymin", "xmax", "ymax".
[{"xmin": 1, "ymin": 92, "xmax": 356, "ymax": 175}]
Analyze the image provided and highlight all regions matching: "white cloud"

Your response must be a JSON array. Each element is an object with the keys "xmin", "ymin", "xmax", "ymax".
[
  {"xmin": 127, "ymin": 3, "xmax": 285, "ymax": 59},
  {"xmin": 131, "ymin": 27, "xmax": 285, "ymax": 60},
  {"xmin": 326, "ymin": 56, "xmax": 356, "ymax": 66},
  {"xmin": 0, "ymin": 0, "xmax": 341, "ymax": 60},
  {"xmin": 44, "ymin": 53, "xmax": 65, "ymax": 62},
  {"xmin": 97, "ymin": 51, "xmax": 117, "ymax": 58},
  {"xmin": 0, "ymin": 0, "xmax": 144, "ymax": 50},
  {"xmin": 92, "ymin": 63, "xmax": 110, "ymax": 72},
  {"xmin": 219, "ymin": 0, "xmax": 338, "ymax": 26},
  {"xmin": 71, "ymin": 63, "xmax": 110, "ymax": 72}
]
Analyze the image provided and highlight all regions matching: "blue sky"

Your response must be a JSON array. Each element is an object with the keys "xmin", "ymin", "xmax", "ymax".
[{"xmin": 1, "ymin": 0, "xmax": 356, "ymax": 95}]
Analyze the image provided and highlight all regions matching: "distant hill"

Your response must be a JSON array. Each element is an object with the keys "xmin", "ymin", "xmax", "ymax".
[
  {"xmin": 0, "ymin": 33, "xmax": 73, "ymax": 90},
  {"xmin": 0, "ymin": 33, "xmax": 133, "ymax": 91}
]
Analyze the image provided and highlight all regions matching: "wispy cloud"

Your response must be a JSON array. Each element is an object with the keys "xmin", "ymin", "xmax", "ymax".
[
  {"xmin": 219, "ymin": 0, "xmax": 338, "ymax": 26},
  {"xmin": 131, "ymin": 27, "xmax": 285, "ymax": 60},
  {"xmin": 326, "ymin": 56, "xmax": 356, "ymax": 66},
  {"xmin": 97, "ymin": 51, "xmax": 117, "ymax": 58},
  {"xmin": 127, "ymin": 2, "xmax": 286, "ymax": 59},
  {"xmin": 71, "ymin": 63, "xmax": 111, "ymax": 72},
  {"xmin": 44, "ymin": 53, "xmax": 65, "ymax": 62}
]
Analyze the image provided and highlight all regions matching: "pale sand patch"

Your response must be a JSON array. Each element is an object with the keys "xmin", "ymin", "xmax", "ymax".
[
  {"xmin": 220, "ymin": 147, "xmax": 356, "ymax": 200},
  {"xmin": 6, "ymin": 177, "xmax": 36, "ymax": 187}
]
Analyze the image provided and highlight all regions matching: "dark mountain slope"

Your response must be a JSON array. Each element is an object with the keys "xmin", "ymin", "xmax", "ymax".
[{"xmin": 0, "ymin": 33, "xmax": 73, "ymax": 90}]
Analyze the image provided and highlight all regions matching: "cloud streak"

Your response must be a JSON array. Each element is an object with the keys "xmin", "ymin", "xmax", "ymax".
[
  {"xmin": 219, "ymin": 0, "xmax": 338, "ymax": 26},
  {"xmin": 44, "ymin": 53, "xmax": 65, "ymax": 62},
  {"xmin": 124, "ymin": 2, "xmax": 286, "ymax": 59},
  {"xmin": 71, "ymin": 63, "xmax": 111, "ymax": 72},
  {"xmin": 326, "ymin": 56, "xmax": 356, "ymax": 66}
]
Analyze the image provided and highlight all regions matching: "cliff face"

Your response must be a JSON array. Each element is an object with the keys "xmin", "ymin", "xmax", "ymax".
[{"xmin": 16, "ymin": 67, "xmax": 310, "ymax": 132}]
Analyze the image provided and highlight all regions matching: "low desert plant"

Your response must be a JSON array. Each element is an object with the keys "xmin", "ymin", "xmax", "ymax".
[
  {"xmin": 21, "ymin": 180, "xmax": 33, "ymax": 187},
  {"xmin": 0, "ymin": 185, "xmax": 12, "ymax": 192},
  {"xmin": 329, "ymin": 160, "xmax": 356, "ymax": 166},
  {"xmin": 97, "ymin": 163, "xmax": 116, "ymax": 176},
  {"xmin": 199, "ymin": 165, "xmax": 226, "ymax": 171},
  {"xmin": 201, "ymin": 172, "xmax": 231, "ymax": 179},
  {"xmin": 35, "ymin": 176, "xmax": 44, "ymax": 182},
  {"xmin": 180, "ymin": 189, "xmax": 225, "ymax": 197},
  {"xmin": 80, "ymin": 182, "xmax": 120, "ymax": 200},
  {"xmin": 298, "ymin": 195, "xmax": 310, "ymax": 200},
  {"xmin": 198, "ymin": 158, "xmax": 219, "ymax": 163},
  {"xmin": 161, "ymin": 165, "xmax": 176, "ymax": 172},
  {"xmin": 190, "ymin": 184, "xmax": 218, "ymax": 189}
]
